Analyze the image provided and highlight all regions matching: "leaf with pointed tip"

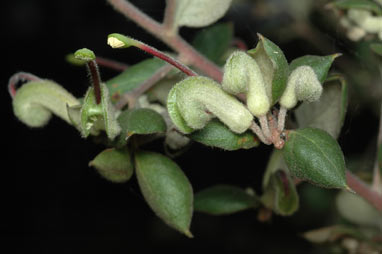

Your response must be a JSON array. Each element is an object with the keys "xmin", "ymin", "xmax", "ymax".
[
  {"xmin": 89, "ymin": 147, "xmax": 134, "ymax": 183},
  {"xmin": 331, "ymin": 0, "xmax": 382, "ymax": 15},
  {"xmin": 289, "ymin": 54, "xmax": 340, "ymax": 83},
  {"xmin": 282, "ymin": 128, "xmax": 348, "ymax": 189},
  {"xmin": 261, "ymin": 150, "xmax": 299, "ymax": 216},
  {"xmin": 189, "ymin": 119, "xmax": 259, "ymax": 150},
  {"xmin": 106, "ymin": 58, "xmax": 166, "ymax": 102},
  {"xmin": 135, "ymin": 151, "xmax": 193, "ymax": 237},
  {"xmin": 173, "ymin": 0, "xmax": 233, "ymax": 28},
  {"xmin": 192, "ymin": 23, "xmax": 233, "ymax": 64},
  {"xmin": 194, "ymin": 185, "xmax": 259, "ymax": 215},
  {"xmin": 247, "ymin": 35, "xmax": 289, "ymax": 104},
  {"xmin": 370, "ymin": 43, "xmax": 382, "ymax": 56},
  {"xmin": 295, "ymin": 74, "xmax": 348, "ymax": 139}
]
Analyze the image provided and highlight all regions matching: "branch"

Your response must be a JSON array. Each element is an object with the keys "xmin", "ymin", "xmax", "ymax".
[
  {"xmin": 163, "ymin": 0, "xmax": 178, "ymax": 35},
  {"xmin": 106, "ymin": 0, "xmax": 223, "ymax": 82},
  {"xmin": 346, "ymin": 170, "xmax": 382, "ymax": 211}
]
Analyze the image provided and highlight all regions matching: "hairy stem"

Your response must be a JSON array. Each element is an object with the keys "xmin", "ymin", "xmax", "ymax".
[
  {"xmin": 115, "ymin": 64, "xmax": 173, "ymax": 109},
  {"xmin": 106, "ymin": 0, "xmax": 223, "ymax": 81},
  {"xmin": 259, "ymin": 115, "xmax": 272, "ymax": 142},
  {"xmin": 250, "ymin": 122, "xmax": 272, "ymax": 145},
  {"xmin": 87, "ymin": 60, "xmax": 102, "ymax": 104},
  {"xmin": 277, "ymin": 106, "xmax": 288, "ymax": 132},
  {"xmin": 163, "ymin": 0, "xmax": 178, "ymax": 35},
  {"xmin": 96, "ymin": 56, "xmax": 128, "ymax": 71}
]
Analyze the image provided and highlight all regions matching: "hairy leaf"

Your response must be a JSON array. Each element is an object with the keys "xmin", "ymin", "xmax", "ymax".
[
  {"xmin": 174, "ymin": 0, "xmax": 233, "ymax": 28},
  {"xmin": 289, "ymin": 54, "xmax": 340, "ymax": 83},
  {"xmin": 125, "ymin": 108, "xmax": 167, "ymax": 135},
  {"xmin": 261, "ymin": 150, "xmax": 299, "ymax": 216},
  {"xmin": 135, "ymin": 151, "xmax": 193, "ymax": 237},
  {"xmin": 282, "ymin": 128, "xmax": 347, "ymax": 189},
  {"xmin": 189, "ymin": 119, "xmax": 259, "ymax": 150},
  {"xmin": 192, "ymin": 23, "xmax": 233, "ymax": 64},
  {"xmin": 295, "ymin": 74, "xmax": 348, "ymax": 139},
  {"xmin": 194, "ymin": 185, "xmax": 259, "ymax": 215},
  {"xmin": 89, "ymin": 147, "xmax": 134, "ymax": 183},
  {"xmin": 248, "ymin": 34, "xmax": 289, "ymax": 104}
]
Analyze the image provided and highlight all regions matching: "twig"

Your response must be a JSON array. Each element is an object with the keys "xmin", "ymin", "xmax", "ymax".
[
  {"xmin": 106, "ymin": 0, "xmax": 223, "ymax": 82},
  {"xmin": 277, "ymin": 106, "xmax": 288, "ymax": 132},
  {"xmin": 96, "ymin": 56, "xmax": 128, "ymax": 71},
  {"xmin": 115, "ymin": 64, "xmax": 173, "ymax": 109},
  {"xmin": 346, "ymin": 170, "xmax": 382, "ymax": 211},
  {"xmin": 162, "ymin": 0, "xmax": 178, "ymax": 35}
]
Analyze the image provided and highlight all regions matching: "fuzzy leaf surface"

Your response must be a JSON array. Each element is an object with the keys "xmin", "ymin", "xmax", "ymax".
[
  {"xmin": 135, "ymin": 151, "xmax": 193, "ymax": 237},
  {"xmin": 282, "ymin": 128, "xmax": 347, "ymax": 189}
]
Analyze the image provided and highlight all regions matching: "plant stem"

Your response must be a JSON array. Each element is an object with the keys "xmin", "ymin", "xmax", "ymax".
[
  {"xmin": 96, "ymin": 56, "xmax": 128, "ymax": 71},
  {"xmin": 346, "ymin": 170, "xmax": 382, "ymax": 211},
  {"xmin": 250, "ymin": 122, "xmax": 272, "ymax": 145},
  {"xmin": 106, "ymin": 0, "xmax": 223, "ymax": 82},
  {"xmin": 8, "ymin": 72, "xmax": 42, "ymax": 98},
  {"xmin": 115, "ymin": 64, "xmax": 173, "ymax": 109},
  {"xmin": 162, "ymin": 0, "xmax": 178, "ymax": 35},
  {"xmin": 372, "ymin": 102, "xmax": 382, "ymax": 191},
  {"xmin": 277, "ymin": 106, "xmax": 288, "ymax": 132},
  {"xmin": 87, "ymin": 60, "xmax": 102, "ymax": 104},
  {"xmin": 259, "ymin": 115, "xmax": 272, "ymax": 142}
]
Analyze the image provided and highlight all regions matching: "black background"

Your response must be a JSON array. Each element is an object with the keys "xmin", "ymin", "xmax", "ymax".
[{"xmin": 1, "ymin": 0, "xmax": 378, "ymax": 253}]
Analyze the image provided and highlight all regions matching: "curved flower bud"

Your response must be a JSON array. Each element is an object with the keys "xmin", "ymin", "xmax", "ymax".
[
  {"xmin": 12, "ymin": 80, "xmax": 80, "ymax": 127},
  {"xmin": 167, "ymin": 76, "xmax": 253, "ymax": 134},
  {"xmin": 222, "ymin": 51, "xmax": 270, "ymax": 117},
  {"xmin": 279, "ymin": 66, "xmax": 323, "ymax": 109}
]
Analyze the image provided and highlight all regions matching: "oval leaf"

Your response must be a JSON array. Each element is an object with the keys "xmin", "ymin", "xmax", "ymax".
[
  {"xmin": 194, "ymin": 185, "xmax": 259, "ymax": 215},
  {"xmin": 135, "ymin": 151, "xmax": 193, "ymax": 237},
  {"xmin": 106, "ymin": 58, "xmax": 166, "ymax": 102},
  {"xmin": 282, "ymin": 128, "xmax": 348, "ymax": 189},
  {"xmin": 167, "ymin": 86, "xmax": 194, "ymax": 134},
  {"xmin": 331, "ymin": 0, "xmax": 382, "ymax": 15},
  {"xmin": 289, "ymin": 54, "xmax": 340, "ymax": 83},
  {"xmin": 125, "ymin": 108, "xmax": 167, "ymax": 135},
  {"xmin": 174, "ymin": 0, "xmax": 233, "ymax": 28},
  {"xmin": 189, "ymin": 119, "xmax": 259, "ymax": 150},
  {"xmin": 261, "ymin": 150, "xmax": 299, "ymax": 216},
  {"xmin": 247, "ymin": 34, "xmax": 289, "ymax": 104},
  {"xmin": 295, "ymin": 74, "xmax": 348, "ymax": 139},
  {"xmin": 89, "ymin": 147, "xmax": 134, "ymax": 183},
  {"xmin": 192, "ymin": 23, "xmax": 233, "ymax": 64}
]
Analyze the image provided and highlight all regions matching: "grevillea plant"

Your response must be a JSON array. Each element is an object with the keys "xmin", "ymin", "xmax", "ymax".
[{"xmin": 8, "ymin": 0, "xmax": 382, "ymax": 251}]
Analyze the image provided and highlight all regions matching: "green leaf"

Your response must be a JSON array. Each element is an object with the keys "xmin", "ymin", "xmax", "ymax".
[
  {"xmin": 194, "ymin": 185, "xmax": 259, "ymax": 215},
  {"xmin": 261, "ymin": 150, "xmax": 299, "ymax": 216},
  {"xmin": 126, "ymin": 108, "xmax": 167, "ymax": 135},
  {"xmin": 135, "ymin": 151, "xmax": 193, "ymax": 237},
  {"xmin": 192, "ymin": 23, "xmax": 233, "ymax": 64},
  {"xmin": 189, "ymin": 119, "xmax": 259, "ymax": 150},
  {"xmin": 370, "ymin": 43, "xmax": 382, "ymax": 56},
  {"xmin": 74, "ymin": 48, "xmax": 96, "ymax": 61},
  {"xmin": 247, "ymin": 34, "xmax": 289, "ymax": 104},
  {"xmin": 289, "ymin": 54, "xmax": 340, "ymax": 83},
  {"xmin": 295, "ymin": 74, "xmax": 348, "ymax": 139},
  {"xmin": 173, "ymin": 0, "xmax": 233, "ymax": 28},
  {"xmin": 282, "ymin": 128, "xmax": 348, "ymax": 189},
  {"xmin": 331, "ymin": 0, "xmax": 382, "ymax": 15},
  {"xmin": 106, "ymin": 58, "xmax": 166, "ymax": 102},
  {"xmin": 80, "ymin": 84, "xmax": 121, "ymax": 139},
  {"xmin": 89, "ymin": 147, "xmax": 134, "ymax": 183}
]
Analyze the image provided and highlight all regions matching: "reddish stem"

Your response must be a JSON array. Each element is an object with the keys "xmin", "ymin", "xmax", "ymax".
[
  {"xmin": 87, "ymin": 60, "xmax": 102, "ymax": 104},
  {"xmin": 346, "ymin": 171, "xmax": 382, "ymax": 211},
  {"xmin": 8, "ymin": 72, "xmax": 42, "ymax": 98},
  {"xmin": 96, "ymin": 56, "xmax": 128, "ymax": 71}
]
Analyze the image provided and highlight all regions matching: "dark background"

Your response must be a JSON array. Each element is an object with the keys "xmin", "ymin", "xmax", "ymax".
[{"xmin": 1, "ymin": 0, "xmax": 379, "ymax": 253}]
